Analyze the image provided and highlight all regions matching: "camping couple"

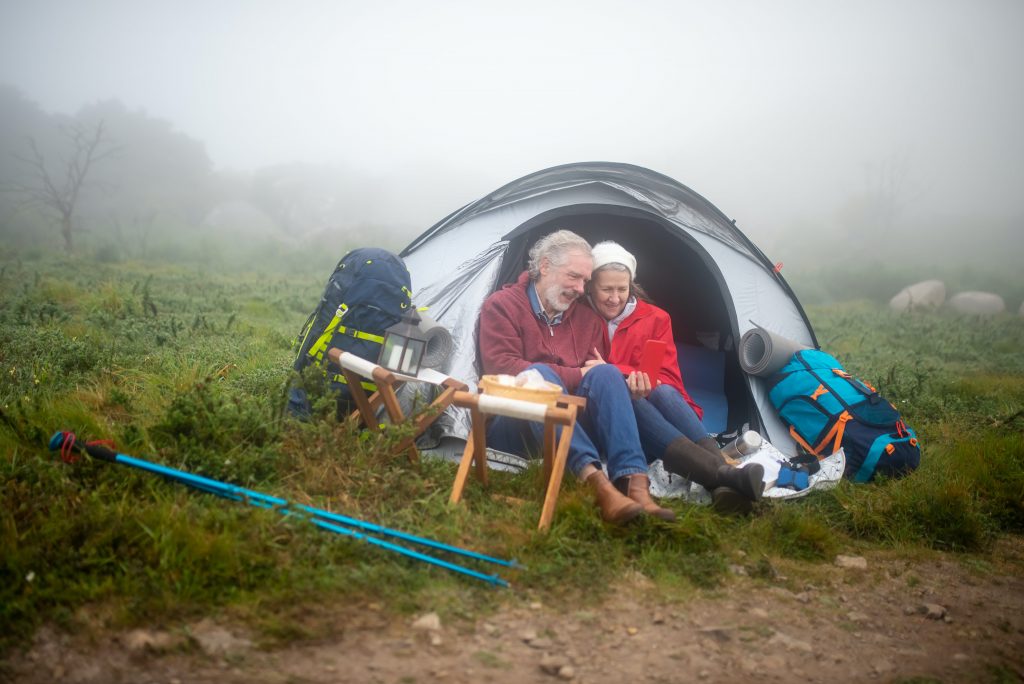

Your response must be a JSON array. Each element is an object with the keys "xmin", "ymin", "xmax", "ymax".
[{"xmin": 478, "ymin": 229, "xmax": 765, "ymax": 523}]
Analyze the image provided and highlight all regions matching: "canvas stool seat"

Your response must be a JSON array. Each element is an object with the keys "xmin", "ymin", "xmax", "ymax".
[
  {"xmin": 327, "ymin": 348, "xmax": 467, "ymax": 461},
  {"xmin": 448, "ymin": 389, "xmax": 586, "ymax": 531}
]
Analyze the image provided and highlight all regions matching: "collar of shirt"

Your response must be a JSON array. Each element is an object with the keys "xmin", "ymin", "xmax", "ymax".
[
  {"xmin": 528, "ymin": 281, "xmax": 564, "ymax": 326},
  {"xmin": 606, "ymin": 297, "xmax": 637, "ymax": 342}
]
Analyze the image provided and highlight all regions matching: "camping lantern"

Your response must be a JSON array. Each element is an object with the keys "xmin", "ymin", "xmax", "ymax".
[{"xmin": 378, "ymin": 309, "xmax": 427, "ymax": 376}]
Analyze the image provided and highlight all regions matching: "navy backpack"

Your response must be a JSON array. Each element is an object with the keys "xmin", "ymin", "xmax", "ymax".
[
  {"xmin": 288, "ymin": 248, "xmax": 412, "ymax": 418},
  {"xmin": 767, "ymin": 349, "xmax": 920, "ymax": 482}
]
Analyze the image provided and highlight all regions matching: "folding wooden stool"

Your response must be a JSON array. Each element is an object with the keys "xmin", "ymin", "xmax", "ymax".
[
  {"xmin": 326, "ymin": 348, "xmax": 467, "ymax": 461},
  {"xmin": 448, "ymin": 389, "xmax": 586, "ymax": 531}
]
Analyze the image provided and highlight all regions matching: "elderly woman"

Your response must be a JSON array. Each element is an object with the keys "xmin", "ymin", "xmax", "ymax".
[{"xmin": 587, "ymin": 241, "xmax": 764, "ymax": 513}]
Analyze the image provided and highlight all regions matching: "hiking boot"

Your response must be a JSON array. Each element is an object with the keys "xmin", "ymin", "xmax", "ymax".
[
  {"xmin": 662, "ymin": 437, "xmax": 721, "ymax": 488},
  {"xmin": 715, "ymin": 463, "xmax": 765, "ymax": 503},
  {"xmin": 697, "ymin": 436, "xmax": 735, "ymax": 465},
  {"xmin": 616, "ymin": 474, "xmax": 676, "ymax": 522},
  {"xmin": 586, "ymin": 470, "xmax": 644, "ymax": 524}
]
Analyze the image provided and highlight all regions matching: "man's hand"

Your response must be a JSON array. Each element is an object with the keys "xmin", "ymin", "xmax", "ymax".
[
  {"xmin": 580, "ymin": 348, "xmax": 607, "ymax": 377},
  {"xmin": 626, "ymin": 371, "xmax": 652, "ymax": 399}
]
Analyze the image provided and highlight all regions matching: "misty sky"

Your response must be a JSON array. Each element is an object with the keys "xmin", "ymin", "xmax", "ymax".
[{"xmin": 1, "ymin": 0, "xmax": 1022, "ymax": 237}]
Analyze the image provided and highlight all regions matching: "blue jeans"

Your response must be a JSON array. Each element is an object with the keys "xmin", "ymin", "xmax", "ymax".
[
  {"xmin": 486, "ymin": 363, "xmax": 649, "ymax": 481},
  {"xmin": 633, "ymin": 384, "xmax": 712, "ymax": 463}
]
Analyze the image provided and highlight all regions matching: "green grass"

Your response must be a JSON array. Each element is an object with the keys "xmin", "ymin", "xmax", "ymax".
[{"xmin": 2, "ymin": 254, "xmax": 1023, "ymax": 651}]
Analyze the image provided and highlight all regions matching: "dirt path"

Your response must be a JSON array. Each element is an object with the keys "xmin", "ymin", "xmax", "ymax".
[{"xmin": 6, "ymin": 541, "xmax": 1024, "ymax": 684}]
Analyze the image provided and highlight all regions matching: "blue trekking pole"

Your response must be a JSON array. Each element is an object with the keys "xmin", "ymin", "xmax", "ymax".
[{"xmin": 50, "ymin": 431, "xmax": 513, "ymax": 587}]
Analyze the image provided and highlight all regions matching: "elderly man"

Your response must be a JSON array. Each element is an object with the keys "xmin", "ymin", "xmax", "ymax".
[{"xmin": 478, "ymin": 229, "xmax": 675, "ymax": 524}]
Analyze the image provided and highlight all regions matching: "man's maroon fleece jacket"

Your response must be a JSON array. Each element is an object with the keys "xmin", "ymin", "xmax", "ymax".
[{"xmin": 478, "ymin": 271, "xmax": 607, "ymax": 393}]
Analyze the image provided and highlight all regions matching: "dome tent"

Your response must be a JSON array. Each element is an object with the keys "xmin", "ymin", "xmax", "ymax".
[{"xmin": 400, "ymin": 161, "xmax": 817, "ymax": 464}]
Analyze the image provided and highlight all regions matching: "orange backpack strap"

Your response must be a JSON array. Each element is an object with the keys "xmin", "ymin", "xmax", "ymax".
[
  {"xmin": 789, "ymin": 425, "xmax": 821, "ymax": 456},
  {"xmin": 810, "ymin": 410, "xmax": 851, "ymax": 457}
]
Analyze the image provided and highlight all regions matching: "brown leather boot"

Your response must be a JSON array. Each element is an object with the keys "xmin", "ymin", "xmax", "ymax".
[
  {"xmin": 616, "ymin": 474, "xmax": 676, "ymax": 521},
  {"xmin": 585, "ymin": 470, "xmax": 644, "ymax": 524}
]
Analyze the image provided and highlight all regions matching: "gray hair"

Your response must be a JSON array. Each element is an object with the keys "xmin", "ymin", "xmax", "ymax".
[{"xmin": 527, "ymin": 229, "xmax": 592, "ymax": 279}]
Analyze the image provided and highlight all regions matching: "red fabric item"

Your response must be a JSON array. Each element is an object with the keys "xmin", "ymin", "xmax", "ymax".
[
  {"xmin": 605, "ymin": 299, "xmax": 704, "ymax": 419},
  {"xmin": 479, "ymin": 272, "xmax": 607, "ymax": 393}
]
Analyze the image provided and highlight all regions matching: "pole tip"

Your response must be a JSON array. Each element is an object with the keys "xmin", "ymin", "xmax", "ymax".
[{"xmin": 48, "ymin": 431, "xmax": 66, "ymax": 451}]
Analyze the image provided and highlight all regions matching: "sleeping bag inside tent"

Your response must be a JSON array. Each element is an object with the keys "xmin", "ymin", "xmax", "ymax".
[{"xmin": 399, "ymin": 161, "xmax": 817, "ymax": 463}]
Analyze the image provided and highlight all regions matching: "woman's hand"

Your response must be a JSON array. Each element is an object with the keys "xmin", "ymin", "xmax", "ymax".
[{"xmin": 626, "ymin": 370, "xmax": 652, "ymax": 399}]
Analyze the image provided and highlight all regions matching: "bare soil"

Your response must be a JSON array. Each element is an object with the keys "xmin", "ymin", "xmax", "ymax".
[{"xmin": 6, "ymin": 538, "xmax": 1024, "ymax": 684}]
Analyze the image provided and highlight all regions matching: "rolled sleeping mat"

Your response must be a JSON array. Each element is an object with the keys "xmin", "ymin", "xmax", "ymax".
[
  {"xmin": 739, "ymin": 324, "xmax": 811, "ymax": 377},
  {"xmin": 418, "ymin": 312, "xmax": 455, "ymax": 370}
]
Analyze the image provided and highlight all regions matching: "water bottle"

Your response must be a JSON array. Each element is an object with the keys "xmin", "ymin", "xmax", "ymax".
[{"xmin": 721, "ymin": 430, "xmax": 763, "ymax": 459}]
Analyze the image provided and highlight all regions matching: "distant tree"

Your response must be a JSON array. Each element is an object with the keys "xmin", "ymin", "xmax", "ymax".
[
  {"xmin": 10, "ymin": 120, "xmax": 116, "ymax": 251},
  {"xmin": 76, "ymin": 100, "xmax": 213, "ymax": 232}
]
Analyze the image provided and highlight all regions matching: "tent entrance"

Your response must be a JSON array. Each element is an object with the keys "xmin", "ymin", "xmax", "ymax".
[{"xmin": 497, "ymin": 206, "xmax": 755, "ymax": 435}]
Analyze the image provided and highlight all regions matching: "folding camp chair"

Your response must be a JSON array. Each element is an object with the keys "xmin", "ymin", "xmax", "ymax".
[
  {"xmin": 448, "ymin": 389, "xmax": 586, "ymax": 531},
  {"xmin": 326, "ymin": 348, "xmax": 467, "ymax": 461}
]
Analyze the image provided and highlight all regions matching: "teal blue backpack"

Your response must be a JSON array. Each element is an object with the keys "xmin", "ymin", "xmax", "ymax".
[{"xmin": 767, "ymin": 349, "xmax": 920, "ymax": 482}]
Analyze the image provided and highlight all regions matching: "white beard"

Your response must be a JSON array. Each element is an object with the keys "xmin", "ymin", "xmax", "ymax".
[{"xmin": 543, "ymin": 282, "xmax": 577, "ymax": 313}]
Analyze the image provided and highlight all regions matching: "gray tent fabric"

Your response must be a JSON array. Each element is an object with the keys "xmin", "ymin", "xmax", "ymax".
[
  {"xmin": 739, "ymin": 324, "xmax": 811, "ymax": 378},
  {"xmin": 401, "ymin": 161, "xmax": 817, "ymax": 458}
]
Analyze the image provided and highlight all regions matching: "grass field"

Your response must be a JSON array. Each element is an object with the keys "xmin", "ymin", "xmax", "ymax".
[{"xmin": 2, "ymin": 252, "xmax": 1022, "ymax": 651}]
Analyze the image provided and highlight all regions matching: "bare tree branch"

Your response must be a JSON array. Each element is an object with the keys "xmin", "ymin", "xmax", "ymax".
[{"xmin": 6, "ymin": 120, "xmax": 117, "ymax": 251}]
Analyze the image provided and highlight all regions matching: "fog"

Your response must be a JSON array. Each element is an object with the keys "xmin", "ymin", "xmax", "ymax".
[{"xmin": 1, "ymin": 0, "xmax": 1022, "ymax": 260}]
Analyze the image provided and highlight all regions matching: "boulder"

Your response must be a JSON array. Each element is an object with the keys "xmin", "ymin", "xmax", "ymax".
[
  {"xmin": 889, "ymin": 280, "xmax": 945, "ymax": 312},
  {"xmin": 948, "ymin": 291, "xmax": 1006, "ymax": 315}
]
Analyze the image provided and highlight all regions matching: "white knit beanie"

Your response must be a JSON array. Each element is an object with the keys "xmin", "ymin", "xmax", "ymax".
[{"xmin": 590, "ymin": 241, "xmax": 637, "ymax": 280}]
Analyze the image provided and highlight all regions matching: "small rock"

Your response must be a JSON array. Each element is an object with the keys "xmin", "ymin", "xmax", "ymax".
[
  {"xmin": 728, "ymin": 564, "xmax": 748, "ymax": 576},
  {"xmin": 698, "ymin": 670, "xmax": 711, "ymax": 680},
  {"xmin": 835, "ymin": 555, "xmax": 868, "ymax": 570},
  {"xmin": 768, "ymin": 632, "xmax": 813, "ymax": 653},
  {"xmin": 530, "ymin": 601, "xmax": 543, "ymax": 610},
  {"xmin": 750, "ymin": 608, "xmax": 770, "ymax": 619},
  {"xmin": 872, "ymin": 658, "xmax": 895, "ymax": 674},
  {"xmin": 943, "ymin": 615, "xmax": 954, "ymax": 624},
  {"xmin": 430, "ymin": 632, "xmax": 443, "ymax": 646},
  {"xmin": 189, "ymin": 620, "xmax": 252, "ymax": 657},
  {"xmin": 626, "ymin": 627, "xmax": 639, "ymax": 636},
  {"xmin": 847, "ymin": 611, "xmax": 870, "ymax": 622},
  {"xmin": 521, "ymin": 628, "xmax": 538, "ymax": 642},
  {"xmin": 557, "ymin": 665, "xmax": 576, "ymax": 680},
  {"xmin": 122, "ymin": 629, "xmax": 181, "ymax": 653},
  {"xmin": 953, "ymin": 653, "xmax": 970, "ymax": 662},
  {"xmin": 540, "ymin": 655, "xmax": 569, "ymax": 675},
  {"xmin": 652, "ymin": 614, "xmax": 666, "ymax": 625},
  {"xmin": 412, "ymin": 612, "xmax": 442, "ymax": 631},
  {"xmin": 903, "ymin": 605, "xmax": 917, "ymax": 616},
  {"xmin": 528, "ymin": 637, "xmax": 553, "ymax": 650},
  {"xmin": 794, "ymin": 592, "xmax": 812, "ymax": 604},
  {"xmin": 482, "ymin": 622, "xmax": 499, "ymax": 636},
  {"xmin": 920, "ymin": 604, "xmax": 946, "ymax": 620}
]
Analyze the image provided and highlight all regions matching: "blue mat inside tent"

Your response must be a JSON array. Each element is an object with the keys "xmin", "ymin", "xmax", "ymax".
[{"xmin": 676, "ymin": 343, "xmax": 728, "ymax": 434}]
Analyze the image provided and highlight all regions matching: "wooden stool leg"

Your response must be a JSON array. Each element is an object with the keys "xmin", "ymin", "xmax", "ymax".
[
  {"xmin": 471, "ymin": 406, "xmax": 489, "ymax": 487},
  {"xmin": 450, "ymin": 431, "xmax": 477, "ymax": 505},
  {"xmin": 542, "ymin": 420, "xmax": 556, "ymax": 483},
  {"xmin": 538, "ymin": 410, "xmax": 576, "ymax": 531},
  {"xmin": 342, "ymin": 368, "xmax": 381, "ymax": 432},
  {"xmin": 449, "ymin": 406, "xmax": 488, "ymax": 504}
]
